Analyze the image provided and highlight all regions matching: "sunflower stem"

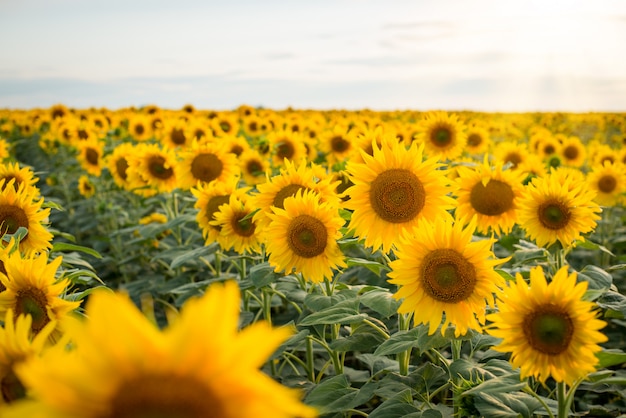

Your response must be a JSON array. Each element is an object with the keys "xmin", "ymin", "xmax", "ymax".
[
  {"xmin": 556, "ymin": 381, "xmax": 570, "ymax": 418},
  {"xmin": 523, "ymin": 385, "xmax": 554, "ymax": 418},
  {"xmin": 262, "ymin": 288, "xmax": 273, "ymax": 328},
  {"xmin": 306, "ymin": 336, "xmax": 316, "ymax": 382},
  {"xmin": 397, "ymin": 313, "xmax": 412, "ymax": 376},
  {"xmin": 450, "ymin": 339, "xmax": 463, "ymax": 416}
]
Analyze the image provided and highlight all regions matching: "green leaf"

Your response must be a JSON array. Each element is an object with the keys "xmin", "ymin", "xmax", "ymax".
[
  {"xmin": 52, "ymin": 242, "xmax": 102, "ymax": 259},
  {"xmin": 578, "ymin": 264, "xmax": 613, "ymax": 290},
  {"xmin": 249, "ymin": 262, "xmax": 280, "ymax": 288},
  {"xmin": 596, "ymin": 349, "xmax": 626, "ymax": 368},
  {"xmin": 346, "ymin": 257, "xmax": 389, "ymax": 275},
  {"xmin": 330, "ymin": 322, "xmax": 389, "ymax": 352},
  {"xmin": 169, "ymin": 245, "xmax": 217, "ymax": 269},
  {"xmin": 597, "ymin": 290, "xmax": 626, "ymax": 318},
  {"xmin": 304, "ymin": 375, "xmax": 359, "ymax": 414},
  {"xmin": 359, "ymin": 287, "xmax": 401, "ymax": 318},
  {"xmin": 575, "ymin": 239, "xmax": 615, "ymax": 256},
  {"xmin": 473, "ymin": 391, "xmax": 556, "ymax": 418},
  {"xmin": 304, "ymin": 288, "xmax": 359, "ymax": 312},
  {"xmin": 374, "ymin": 327, "xmax": 422, "ymax": 356},
  {"xmin": 299, "ymin": 299, "xmax": 367, "ymax": 326},
  {"xmin": 463, "ymin": 373, "xmax": 527, "ymax": 396},
  {"xmin": 368, "ymin": 389, "xmax": 419, "ymax": 418}
]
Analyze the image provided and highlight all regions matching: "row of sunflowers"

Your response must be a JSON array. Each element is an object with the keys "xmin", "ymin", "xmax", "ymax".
[{"xmin": 0, "ymin": 103, "xmax": 624, "ymax": 417}]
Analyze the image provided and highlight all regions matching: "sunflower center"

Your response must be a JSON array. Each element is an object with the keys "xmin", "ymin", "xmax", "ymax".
[
  {"xmin": 538, "ymin": 199, "xmax": 571, "ymax": 230},
  {"xmin": 287, "ymin": 214, "xmax": 328, "ymax": 258},
  {"xmin": 134, "ymin": 124, "xmax": 145, "ymax": 136},
  {"xmin": 232, "ymin": 212, "xmax": 256, "ymax": 237},
  {"xmin": 148, "ymin": 156, "xmax": 174, "ymax": 180},
  {"xmin": 107, "ymin": 374, "xmax": 223, "ymax": 418},
  {"xmin": 1, "ymin": 370, "xmax": 26, "ymax": 403},
  {"xmin": 0, "ymin": 205, "xmax": 29, "ymax": 237},
  {"xmin": 170, "ymin": 128, "xmax": 186, "ymax": 145},
  {"xmin": 421, "ymin": 249, "xmax": 477, "ymax": 303},
  {"xmin": 116, "ymin": 158, "xmax": 129, "ymax": 181},
  {"xmin": 15, "ymin": 287, "xmax": 50, "ymax": 334},
  {"xmin": 246, "ymin": 160, "xmax": 263, "ymax": 177},
  {"xmin": 563, "ymin": 145, "xmax": 579, "ymax": 160},
  {"xmin": 523, "ymin": 305, "xmax": 574, "ymax": 355},
  {"xmin": 598, "ymin": 175, "xmax": 617, "ymax": 194},
  {"xmin": 431, "ymin": 126, "xmax": 453, "ymax": 148},
  {"xmin": 469, "ymin": 179, "xmax": 514, "ymax": 216},
  {"xmin": 191, "ymin": 153, "xmax": 223, "ymax": 183},
  {"xmin": 77, "ymin": 129, "xmax": 89, "ymax": 140},
  {"xmin": 276, "ymin": 141, "xmax": 295, "ymax": 160},
  {"xmin": 369, "ymin": 169, "xmax": 425, "ymax": 223},
  {"xmin": 331, "ymin": 136, "xmax": 350, "ymax": 153},
  {"xmin": 205, "ymin": 195, "xmax": 230, "ymax": 230},
  {"xmin": 272, "ymin": 184, "xmax": 308, "ymax": 209},
  {"xmin": 467, "ymin": 133, "xmax": 482, "ymax": 147},
  {"xmin": 86, "ymin": 148, "xmax": 99, "ymax": 166},
  {"xmin": 230, "ymin": 145, "xmax": 244, "ymax": 156},
  {"xmin": 504, "ymin": 152, "xmax": 522, "ymax": 168}
]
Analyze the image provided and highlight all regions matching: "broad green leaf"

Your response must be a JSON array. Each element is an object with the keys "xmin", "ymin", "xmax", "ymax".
[
  {"xmin": 249, "ymin": 261, "xmax": 280, "ymax": 288},
  {"xmin": 368, "ymin": 389, "xmax": 419, "ymax": 418},
  {"xmin": 374, "ymin": 327, "xmax": 422, "ymax": 356},
  {"xmin": 298, "ymin": 300, "xmax": 368, "ymax": 326},
  {"xmin": 346, "ymin": 257, "xmax": 389, "ymax": 275},
  {"xmin": 52, "ymin": 242, "xmax": 103, "ymax": 259},
  {"xmin": 359, "ymin": 288, "xmax": 400, "ymax": 318},
  {"xmin": 578, "ymin": 264, "xmax": 613, "ymax": 290},
  {"xmin": 304, "ymin": 375, "xmax": 359, "ymax": 414},
  {"xmin": 596, "ymin": 349, "xmax": 626, "ymax": 368},
  {"xmin": 169, "ymin": 245, "xmax": 217, "ymax": 269}
]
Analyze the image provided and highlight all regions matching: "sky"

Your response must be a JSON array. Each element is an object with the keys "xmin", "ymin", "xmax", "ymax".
[{"xmin": 1, "ymin": 0, "xmax": 625, "ymax": 112}]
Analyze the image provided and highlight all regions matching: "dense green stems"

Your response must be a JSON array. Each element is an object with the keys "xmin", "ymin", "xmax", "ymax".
[
  {"xmin": 451, "ymin": 339, "xmax": 463, "ymax": 416},
  {"xmin": 397, "ymin": 313, "xmax": 413, "ymax": 376}
]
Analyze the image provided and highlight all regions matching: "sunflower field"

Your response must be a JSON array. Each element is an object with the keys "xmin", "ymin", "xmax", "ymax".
[{"xmin": 0, "ymin": 104, "xmax": 625, "ymax": 417}]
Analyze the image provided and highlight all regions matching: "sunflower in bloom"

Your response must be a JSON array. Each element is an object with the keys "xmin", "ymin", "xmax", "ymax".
[
  {"xmin": 159, "ymin": 117, "xmax": 190, "ymax": 149},
  {"xmin": 210, "ymin": 194, "xmax": 262, "ymax": 255},
  {"xmin": 238, "ymin": 149, "xmax": 269, "ymax": 186},
  {"xmin": 318, "ymin": 124, "xmax": 356, "ymax": 166},
  {"xmin": 76, "ymin": 137, "xmax": 104, "ymax": 177},
  {"xmin": 264, "ymin": 190, "xmax": 346, "ymax": 283},
  {"xmin": 267, "ymin": 130, "xmax": 308, "ymax": 168},
  {"xmin": 517, "ymin": 169, "xmax": 601, "ymax": 248},
  {"xmin": 0, "ymin": 310, "xmax": 57, "ymax": 405},
  {"xmin": 0, "ymin": 251, "xmax": 79, "ymax": 338},
  {"xmin": 105, "ymin": 142, "xmax": 135, "ymax": 191},
  {"xmin": 77, "ymin": 175, "xmax": 96, "ymax": 198},
  {"xmin": 414, "ymin": 111, "xmax": 467, "ymax": 161},
  {"xmin": 176, "ymin": 139, "xmax": 240, "ymax": 190},
  {"xmin": 344, "ymin": 138, "xmax": 455, "ymax": 254},
  {"xmin": 495, "ymin": 141, "xmax": 528, "ymax": 170},
  {"xmin": 586, "ymin": 160, "xmax": 625, "ymax": 207},
  {"xmin": 559, "ymin": 135, "xmax": 587, "ymax": 168},
  {"xmin": 464, "ymin": 123, "xmax": 491, "ymax": 156},
  {"xmin": 127, "ymin": 113, "xmax": 153, "ymax": 141},
  {"xmin": 387, "ymin": 217, "xmax": 506, "ymax": 337},
  {"xmin": 454, "ymin": 159, "xmax": 526, "ymax": 235},
  {"xmin": 6, "ymin": 281, "xmax": 317, "ymax": 418},
  {"xmin": 126, "ymin": 143, "xmax": 179, "ymax": 194},
  {"xmin": 0, "ymin": 162, "xmax": 40, "ymax": 196},
  {"xmin": 487, "ymin": 266, "xmax": 607, "ymax": 385},
  {"xmin": 0, "ymin": 183, "xmax": 53, "ymax": 255}
]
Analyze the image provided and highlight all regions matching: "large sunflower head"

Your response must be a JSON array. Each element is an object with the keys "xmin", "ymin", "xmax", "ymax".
[
  {"xmin": 487, "ymin": 266, "xmax": 607, "ymax": 385},
  {"xmin": 343, "ymin": 137, "xmax": 455, "ymax": 254},
  {"xmin": 175, "ymin": 139, "xmax": 240, "ymax": 190},
  {"xmin": 264, "ymin": 189, "xmax": 346, "ymax": 283},
  {"xmin": 517, "ymin": 169, "xmax": 601, "ymax": 248},
  {"xmin": 414, "ymin": 111, "xmax": 467, "ymax": 161},
  {"xmin": 454, "ymin": 158, "xmax": 526, "ymax": 235},
  {"xmin": 126, "ymin": 143, "xmax": 179, "ymax": 194},
  {"xmin": 388, "ymin": 217, "xmax": 507, "ymax": 337},
  {"xmin": 586, "ymin": 160, "xmax": 625, "ymax": 207},
  {"xmin": 7, "ymin": 281, "xmax": 317, "ymax": 418}
]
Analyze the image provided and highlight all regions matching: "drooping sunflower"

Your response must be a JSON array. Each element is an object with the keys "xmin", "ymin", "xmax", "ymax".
[
  {"xmin": 0, "ymin": 162, "xmax": 40, "ymax": 196},
  {"xmin": 176, "ymin": 139, "xmax": 240, "ymax": 190},
  {"xmin": 388, "ymin": 217, "xmax": 506, "ymax": 337},
  {"xmin": 0, "ymin": 252, "xmax": 79, "ymax": 338},
  {"xmin": 454, "ymin": 159, "xmax": 526, "ymax": 235},
  {"xmin": 586, "ymin": 160, "xmax": 625, "ymax": 207},
  {"xmin": 0, "ymin": 183, "xmax": 53, "ymax": 255},
  {"xmin": 77, "ymin": 175, "xmax": 96, "ymax": 198},
  {"xmin": 487, "ymin": 266, "xmax": 607, "ymax": 385},
  {"xmin": 413, "ymin": 111, "xmax": 467, "ymax": 161},
  {"xmin": 210, "ymin": 193, "xmax": 262, "ymax": 255},
  {"xmin": 343, "ymin": 138, "xmax": 455, "ymax": 254},
  {"xmin": 76, "ymin": 137, "xmax": 104, "ymax": 177},
  {"xmin": 264, "ymin": 190, "xmax": 346, "ymax": 283},
  {"xmin": 126, "ymin": 143, "xmax": 179, "ymax": 194},
  {"xmin": 6, "ymin": 281, "xmax": 317, "ymax": 418},
  {"xmin": 517, "ymin": 169, "xmax": 601, "ymax": 248}
]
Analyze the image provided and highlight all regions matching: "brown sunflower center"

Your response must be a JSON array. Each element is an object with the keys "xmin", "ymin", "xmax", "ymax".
[
  {"xmin": 369, "ymin": 169, "xmax": 425, "ymax": 223},
  {"xmin": 563, "ymin": 145, "xmax": 579, "ymax": 160},
  {"xmin": 276, "ymin": 141, "xmax": 295, "ymax": 160},
  {"xmin": 272, "ymin": 184, "xmax": 308, "ymax": 209},
  {"xmin": 430, "ymin": 126, "xmax": 453, "ymax": 148},
  {"xmin": 287, "ymin": 214, "xmax": 328, "ymax": 258},
  {"xmin": 170, "ymin": 128, "xmax": 186, "ymax": 145},
  {"xmin": 421, "ymin": 248, "xmax": 477, "ymax": 303},
  {"xmin": 330, "ymin": 136, "xmax": 350, "ymax": 153},
  {"xmin": 523, "ymin": 305, "xmax": 574, "ymax": 355},
  {"xmin": 205, "ymin": 195, "xmax": 230, "ymax": 230},
  {"xmin": 537, "ymin": 199, "xmax": 571, "ymax": 230},
  {"xmin": 191, "ymin": 153, "xmax": 223, "ymax": 183},
  {"xmin": 245, "ymin": 160, "xmax": 264, "ymax": 177},
  {"xmin": 148, "ymin": 156, "xmax": 173, "ymax": 180},
  {"xmin": 232, "ymin": 212, "xmax": 255, "ymax": 237},
  {"xmin": 543, "ymin": 144, "xmax": 556, "ymax": 155},
  {"xmin": 467, "ymin": 133, "xmax": 482, "ymax": 147},
  {"xmin": 134, "ymin": 124, "xmax": 145, "ymax": 136},
  {"xmin": 598, "ymin": 175, "xmax": 617, "ymax": 194},
  {"xmin": 86, "ymin": 148, "xmax": 99, "ymax": 166},
  {"xmin": 504, "ymin": 152, "xmax": 522, "ymax": 168},
  {"xmin": 230, "ymin": 145, "xmax": 244, "ymax": 156},
  {"xmin": 469, "ymin": 179, "xmax": 514, "ymax": 216},
  {"xmin": 116, "ymin": 158, "xmax": 129, "ymax": 181},
  {"xmin": 1, "ymin": 370, "xmax": 26, "ymax": 403},
  {"xmin": 0, "ymin": 205, "xmax": 29, "ymax": 237},
  {"xmin": 106, "ymin": 374, "xmax": 223, "ymax": 418},
  {"xmin": 15, "ymin": 287, "xmax": 50, "ymax": 334}
]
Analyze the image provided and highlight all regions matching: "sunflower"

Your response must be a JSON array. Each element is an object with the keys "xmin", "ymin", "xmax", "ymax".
[
  {"xmin": 238, "ymin": 149, "xmax": 270, "ymax": 186},
  {"xmin": 387, "ymin": 217, "xmax": 506, "ymax": 337},
  {"xmin": 586, "ymin": 161, "xmax": 625, "ymax": 207},
  {"xmin": 176, "ymin": 139, "xmax": 240, "ymax": 190},
  {"xmin": 0, "ymin": 184, "xmax": 53, "ymax": 255},
  {"xmin": 126, "ymin": 143, "xmax": 179, "ymax": 194},
  {"xmin": 210, "ymin": 194, "xmax": 262, "ymax": 255},
  {"xmin": 495, "ymin": 141, "xmax": 528, "ymax": 169},
  {"xmin": 559, "ymin": 135, "xmax": 587, "ymax": 167},
  {"xmin": 104, "ymin": 142, "xmax": 135, "ymax": 190},
  {"xmin": 77, "ymin": 175, "xmax": 95, "ymax": 199},
  {"xmin": 414, "ymin": 111, "xmax": 467, "ymax": 161},
  {"xmin": 211, "ymin": 111, "xmax": 240, "ymax": 137},
  {"xmin": 343, "ymin": 138, "xmax": 455, "ymax": 254},
  {"xmin": 264, "ymin": 190, "xmax": 346, "ymax": 283},
  {"xmin": 317, "ymin": 124, "xmax": 355, "ymax": 166},
  {"xmin": 267, "ymin": 130, "xmax": 308, "ymax": 167},
  {"xmin": 76, "ymin": 137, "xmax": 104, "ymax": 177},
  {"xmin": 454, "ymin": 159, "xmax": 526, "ymax": 235},
  {"xmin": 6, "ymin": 281, "xmax": 317, "ymax": 418},
  {"xmin": 464, "ymin": 124, "xmax": 491, "ymax": 156},
  {"xmin": 0, "ymin": 163, "xmax": 39, "ymax": 196},
  {"xmin": 223, "ymin": 134, "xmax": 251, "ymax": 157},
  {"xmin": 159, "ymin": 117, "xmax": 190, "ymax": 149},
  {"xmin": 0, "ymin": 309, "xmax": 57, "ymax": 405},
  {"xmin": 0, "ymin": 138, "xmax": 10, "ymax": 162},
  {"xmin": 487, "ymin": 266, "xmax": 607, "ymax": 385},
  {"xmin": 0, "ymin": 252, "xmax": 79, "ymax": 338},
  {"xmin": 517, "ymin": 169, "xmax": 601, "ymax": 248},
  {"xmin": 127, "ymin": 113, "xmax": 153, "ymax": 141}
]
